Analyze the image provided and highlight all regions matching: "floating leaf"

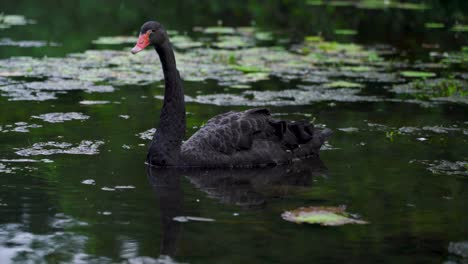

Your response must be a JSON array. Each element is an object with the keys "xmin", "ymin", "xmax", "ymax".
[
  {"xmin": 328, "ymin": 1, "xmax": 354, "ymax": 7},
  {"xmin": 231, "ymin": 65, "xmax": 265, "ymax": 73},
  {"xmin": 32, "ymin": 112, "xmax": 90, "ymax": 123},
  {"xmin": 255, "ymin": 31, "xmax": 273, "ymax": 41},
  {"xmin": 171, "ymin": 35, "xmax": 204, "ymax": 50},
  {"xmin": 448, "ymin": 241, "xmax": 468, "ymax": 258},
  {"xmin": 334, "ymin": 29, "xmax": 358, "ymax": 35},
  {"xmin": 203, "ymin": 26, "xmax": 235, "ymax": 34},
  {"xmin": 325, "ymin": 81, "xmax": 363, "ymax": 88},
  {"xmin": 173, "ymin": 216, "xmax": 215, "ymax": 222},
  {"xmin": 414, "ymin": 160, "xmax": 468, "ymax": 176},
  {"xmin": 400, "ymin": 71, "xmax": 436, "ymax": 78},
  {"xmin": 15, "ymin": 140, "xmax": 105, "ymax": 156},
  {"xmin": 341, "ymin": 65, "xmax": 372, "ymax": 72},
  {"xmin": 306, "ymin": 0, "xmax": 324, "ymax": 6},
  {"xmin": 213, "ymin": 35, "xmax": 252, "ymax": 49},
  {"xmin": 281, "ymin": 206, "xmax": 368, "ymax": 226},
  {"xmin": 425, "ymin": 22, "xmax": 445, "ymax": 29},
  {"xmin": 0, "ymin": 38, "xmax": 60, "ymax": 47},
  {"xmin": 357, "ymin": 0, "xmax": 429, "ymax": 10},
  {"xmin": 451, "ymin": 24, "xmax": 468, "ymax": 32},
  {"xmin": 92, "ymin": 36, "xmax": 136, "ymax": 45},
  {"xmin": 0, "ymin": 14, "xmax": 34, "ymax": 29}
]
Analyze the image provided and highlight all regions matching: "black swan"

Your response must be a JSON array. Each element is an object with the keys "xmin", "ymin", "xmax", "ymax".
[{"xmin": 131, "ymin": 21, "xmax": 332, "ymax": 168}]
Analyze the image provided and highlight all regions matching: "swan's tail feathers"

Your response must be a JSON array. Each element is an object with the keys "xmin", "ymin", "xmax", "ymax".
[{"xmin": 319, "ymin": 128, "xmax": 333, "ymax": 142}]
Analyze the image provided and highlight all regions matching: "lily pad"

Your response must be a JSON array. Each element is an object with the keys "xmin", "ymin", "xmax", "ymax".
[
  {"xmin": 213, "ymin": 35, "xmax": 253, "ymax": 49},
  {"xmin": 424, "ymin": 23, "xmax": 445, "ymax": 29},
  {"xmin": 306, "ymin": 0, "xmax": 324, "ymax": 6},
  {"xmin": 137, "ymin": 128, "xmax": 156, "ymax": 140},
  {"xmin": 171, "ymin": 35, "xmax": 204, "ymax": 50},
  {"xmin": 32, "ymin": 112, "xmax": 90, "ymax": 123},
  {"xmin": 255, "ymin": 31, "xmax": 273, "ymax": 41},
  {"xmin": 15, "ymin": 140, "xmax": 105, "ymax": 156},
  {"xmin": 328, "ymin": 1, "xmax": 354, "ymax": 7},
  {"xmin": 281, "ymin": 206, "xmax": 368, "ymax": 226},
  {"xmin": 0, "ymin": 38, "xmax": 60, "ymax": 47},
  {"xmin": 400, "ymin": 71, "xmax": 436, "ymax": 78},
  {"xmin": 334, "ymin": 29, "xmax": 358, "ymax": 35},
  {"xmin": 232, "ymin": 65, "xmax": 265, "ymax": 73},
  {"xmin": 173, "ymin": 216, "xmax": 215, "ymax": 222},
  {"xmin": 203, "ymin": 26, "xmax": 235, "ymax": 34},
  {"xmin": 414, "ymin": 160, "xmax": 468, "ymax": 176},
  {"xmin": 448, "ymin": 241, "xmax": 468, "ymax": 258},
  {"xmin": 325, "ymin": 81, "xmax": 363, "ymax": 88},
  {"xmin": 451, "ymin": 24, "xmax": 468, "ymax": 32},
  {"xmin": 92, "ymin": 36, "xmax": 137, "ymax": 45},
  {"xmin": 0, "ymin": 14, "xmax": 34, "ymax": 29},
  {"xmin": 357, "ymin": 0, "xmax": 429, "ymax": 10}
]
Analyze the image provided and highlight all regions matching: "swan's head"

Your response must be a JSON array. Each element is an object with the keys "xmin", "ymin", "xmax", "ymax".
[{"xmin": 131, "ymin": 21, "xmax": 168, "ymax": 54}]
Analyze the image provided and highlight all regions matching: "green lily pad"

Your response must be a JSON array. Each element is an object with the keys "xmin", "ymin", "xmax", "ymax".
[
  {"xmin": 328, "ymin": 1, "xmax": 354, "ymax": 7},
  {"xmin": 425, "ymin": 23, "xmax": 445, "ymax": 29},
  {"xmin": 92, "ymin": 36, "xmax": 137, "ymax": 45},
  {"xmin": 334, "ymin": 29, "xmax": 358, "ymax": 35},
  {"xmin": 325, "ymin": 81, "xmax": 363, "ymax": 88},
  {"xmin": 393, "ymin": 78, "xmax": 468, "ymax": 99},
  {"xmin": 341, "ymin": 66, "xmax": 372, "ymax": 72},
  {"xmin": 304, "ymin": 36, "xmax": 324, "ymax": 43},
  {"xmin": 0, "ymin": 14, "xmax": 34, "ymax": 29},
  {"xmin": 401, "ymin": 71, "xmax": 436, "ymax": 78},
  {"xmin": 357, "ymin": 0, "xmax": 429, "ymax": 10},
  {"xmin": 281, "ymin": 206, "xmax": 368, "ymax": 226},
  {"xmin": 394, "ymin": 2, "xmax": 429, "ymax": 10},
  {"xmin": 306, "ymin": 0, "xmax": 324, "ymax": 6},
  {"xmin": 213, "ymin": 35, "xmax": 252, "ymax": 49},
  {"xmin": 203, "ymin": 26, "xmax": 236, "ymax": 34},
  {"xmin": 255, "ymin": 31, "xmax": 273, "ymax": 41},
  {"xmin": 232, "ymin": 65, "xmax": 265, "ymax": 73},
  {"xmin": 171, "ymin": 35, "xmax": 204, "ymax": 50},
  {"xmin": 451, "ymin": 24, "xmax": 468, "ymax": 32}
]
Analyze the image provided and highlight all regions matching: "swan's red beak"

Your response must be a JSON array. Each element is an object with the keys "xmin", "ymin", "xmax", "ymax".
[{"xmin": 131, "ymin": 32, "xmax": 150, "ymax": 54}]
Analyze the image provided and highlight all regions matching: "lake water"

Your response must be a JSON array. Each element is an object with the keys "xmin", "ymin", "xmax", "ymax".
[{"xmin": 0, "ymin": 1, "xmax": 467, "ymax": 263}]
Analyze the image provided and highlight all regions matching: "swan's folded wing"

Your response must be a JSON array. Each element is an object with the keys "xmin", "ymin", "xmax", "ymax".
[{"xmin": 187, "ymin": 108, "xmax": 272, "ymax": 154}]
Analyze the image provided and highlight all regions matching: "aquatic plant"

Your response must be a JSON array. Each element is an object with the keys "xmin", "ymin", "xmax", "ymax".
[
  {"xmin": 281, "ymin": 206, "xmax": 368, "ymax": 226},
  {"xmin": 400, "ymin": 71, "xmax": 436, "ymax": 78}
]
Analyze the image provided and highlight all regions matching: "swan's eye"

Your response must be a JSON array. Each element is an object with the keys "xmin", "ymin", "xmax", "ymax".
[{"xmin": 151, "ymin": 30, "xmax": 155, "ymax": 33}]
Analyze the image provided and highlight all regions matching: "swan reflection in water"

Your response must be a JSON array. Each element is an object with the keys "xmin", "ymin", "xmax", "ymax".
[{"xmin": 146, "ymin": 157, "xmax": 328, "ymax": 259}]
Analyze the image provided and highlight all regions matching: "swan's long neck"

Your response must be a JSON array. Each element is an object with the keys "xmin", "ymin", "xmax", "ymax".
[{"xmin": 148, "ymin": 40, "xmax": 186, "ymax": 166}]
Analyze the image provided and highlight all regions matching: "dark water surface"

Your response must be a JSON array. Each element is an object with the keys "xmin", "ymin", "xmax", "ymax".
[{"xmin": 0, "ymin": 1, "xmax": 467, "ymax": 263}]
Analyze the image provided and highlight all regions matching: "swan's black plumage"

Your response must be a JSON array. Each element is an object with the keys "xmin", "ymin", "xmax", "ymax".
[{"xmin": 134, "ymin": 21, "xmax": 332, "ymax": 168}]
